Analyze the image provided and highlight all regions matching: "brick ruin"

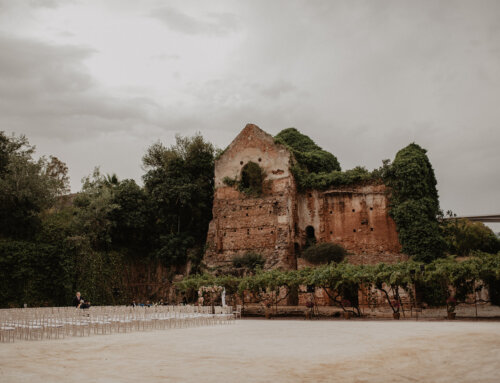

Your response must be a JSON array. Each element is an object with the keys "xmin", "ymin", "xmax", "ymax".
[{"xmin": 204, "ymin": 124, "xmax": 405, "ymax": 273}]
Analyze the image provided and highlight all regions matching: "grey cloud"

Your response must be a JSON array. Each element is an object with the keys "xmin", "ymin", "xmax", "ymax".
[
  {"xmin": 151, "ymin": 7, "xmax": 238, "ymax": 36},
  {"xmin": 259, "ymin": 80, "xmax": 298, "ymax": 98},
  {"xmin": 1, "ymin": 0, "xmax": 499, "ymax": 221},
  {"xmin": 0, "ymin": 33, "xmax": 161, "ymax": 141},
  {"xmin": 29, "ymin": 0, "xmax": 66, "ymax": 8}
]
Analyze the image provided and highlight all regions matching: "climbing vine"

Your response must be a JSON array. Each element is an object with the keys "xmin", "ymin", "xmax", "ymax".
[
  {"xmin": 222, "ymin": 161, "xmax": 265, "ymax": 197},
  {"xmin": 384, "ymin": 143, "xmax": 446, "ymax": 263},
  {"xmin": 274, "ymin": 128, "xmax": 386, "ymax": 191}
]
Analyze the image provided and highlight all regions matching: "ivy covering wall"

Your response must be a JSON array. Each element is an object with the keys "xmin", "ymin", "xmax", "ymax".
[
  {"xmin": 274, "ymin": 128, "xmax": 383, "ymax": 191},
  {"xmin": 384, "ymin": 143, "xmax": 446, "ymax": 263}
]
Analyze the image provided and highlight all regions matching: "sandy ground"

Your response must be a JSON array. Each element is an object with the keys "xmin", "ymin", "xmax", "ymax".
[{"xmin": 1, "ymin": 320, "xmax": 500, "ymax": 383}]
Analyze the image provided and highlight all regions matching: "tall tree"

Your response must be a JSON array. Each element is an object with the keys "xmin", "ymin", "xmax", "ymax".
[
  {"xmin": 0, "ymin": 132, "xmax": 69, "ymax": 238},
  {"xmin": 385, "ymin": 143, "xmax": 446, "ymax": 262},
  {"xmin": 142, "ymin": 134, "xmax": 216, "ymax": 266}
]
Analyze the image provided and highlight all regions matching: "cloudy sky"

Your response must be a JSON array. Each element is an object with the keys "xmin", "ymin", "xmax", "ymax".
[{"xmin": 0, "ymin": 0, "xmax": 499, "ymax": 230}]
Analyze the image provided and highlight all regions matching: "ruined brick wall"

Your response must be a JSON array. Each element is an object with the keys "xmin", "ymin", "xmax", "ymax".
[
  {"xmin": 204, "ymin": 124, "xmax": 298, "ymax": 271},
  {"xmin": 295, "ymin": 184, "xmax": 405, "ymax": 265},
  {"xmin": 205, "ymin": 124, "xmax": 405, "ymax": 274}
]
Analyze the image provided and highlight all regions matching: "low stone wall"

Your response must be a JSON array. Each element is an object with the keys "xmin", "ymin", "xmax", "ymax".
[{"xmin": 240, "ymin": 302, "xmax": 500, "ymax": 319}]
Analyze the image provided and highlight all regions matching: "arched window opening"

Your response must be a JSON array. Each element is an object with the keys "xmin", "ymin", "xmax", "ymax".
[
  {"xmin": 305, "ymin": 225, "xmax": 316, "ymax": 248},
  {"xmin": 240, "ymin": 161, "xmax": 264, "ymax": 196}
]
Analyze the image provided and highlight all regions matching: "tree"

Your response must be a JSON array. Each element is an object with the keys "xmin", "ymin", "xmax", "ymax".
[
  {"xmin": 442, "ymin": 217, "xmax": 500, "ymax": 256},
  {"xmin": 143, "ymin": 133, "xmax": 216, "ymax": 267},
  {"xmin": 385, "ymin": 143, "xmax": 446, "ymax": 262},
  {"xmin": 0, "ymin": 132, "xmax": 69, "ymax": 238}
]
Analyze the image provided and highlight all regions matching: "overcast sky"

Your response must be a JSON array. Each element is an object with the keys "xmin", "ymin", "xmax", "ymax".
[{"xmin": 0, "ymin": 0, "xmax": 499, "ymax": 230}]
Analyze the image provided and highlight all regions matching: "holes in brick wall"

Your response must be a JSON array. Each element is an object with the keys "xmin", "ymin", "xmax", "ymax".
[
  {"xmin": 353, "ymin": 229, "xmax": 357, "ymax": 232},
  {"xmin": 240, "ymin": 161, "xmax": 243, "ymax": 165},
  {"xmin": 370, "ymin": 227, "xmax": 374, "ymax": 231},
  {"xmin": 223, "ymin": 232, "xmax": 226, "ymax": 237},
  {"xmin": 352, "ymin": 209, "xmax": 355, "ymax": 212},
  {"xmin": 258, "ymin": 157, "xmax": 262, "ymax": 162},
  {"xmin": 370, "ymin": 207, "xmax": 373, "ymax": 211},
  {"xmin": 271, "ymin": 230, "xmax": 274, "ymax": 234},
  {"xmin": 246, "ymin": 213, "xmax": 248, "ymax": 216},
  {"xmin": 329, "ymin": 210, "xmax": 333, "ymax": 214},
  {"xmin": 308, "ymin": 193, "xmax": 313, "ymax": 197},
  {"xmin": 247, "ymin": 229, "xmax": 250, "ymax": 235},
  {"xmin": 330, "ymin": 231, "xmax": 333, "ymax": 234}
]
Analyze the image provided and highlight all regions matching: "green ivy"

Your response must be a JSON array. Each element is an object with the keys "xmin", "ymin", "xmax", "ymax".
[
  {"xmin": 222, "ymin": 161, "xmax": 265, "ymax": 197},
  {"xmin": 301, "ymin": 242, "xmax": 347, "ymax": 264},
  {"xmin": 274, "ymin": 128, "xmax": 386, "ymax": 191},
  {"xmin": 385, "ymin": 143, "xmax": 446, "ymax": 262},
  {"xmin": 177, "ymin": 252, "xmax": 500, "ymax": 312},
  {"xmin": 232, "ymin": 252, "xmax": 265, "ymax": 270}
]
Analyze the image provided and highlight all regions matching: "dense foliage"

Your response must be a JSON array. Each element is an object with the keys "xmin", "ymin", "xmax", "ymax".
[
  {"xmin": 0, "ymin": 131, "xmax": 216, "ymax": 307},
  {"xmin": 0, "ymin": 132, "xmax": 69, "ymax": 238},
  {"xmin": 274, "ymin": 128, "xmax": 341, "ymax": 174},
  {"xmin": 232, "ymin": 252, "xmax": 265, "ymax": 270},
  {"xmin": 142, "ymin": 134, "xmax": 216, "ymax": 267},
  {"xmin": 442, "ymin": 217, "xmax": 500, "ymax": 256},
  {"xmin": 1, "ymin": 128, "xmax": 498, "ymax": 309},
  {"xmin": 300, "ymin": 242, "xmax": 347, "ymax": 264},
  {"xmin": 178, "ymin": 252, "xmax": 500, "ymax": 315},
  {"xmin": 384, "ymin": 143, "xmax": 446, "ymax": 263},
  {"xmin": 274, "ymin": 128, "xmax": 386, "ymax": 191},
  {"xmin": 239, "ymin": 161, "xmax": 265, "ymax": 196}
]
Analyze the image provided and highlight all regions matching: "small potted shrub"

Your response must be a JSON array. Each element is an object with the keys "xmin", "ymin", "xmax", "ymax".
[{"xmin": 446, "ymin": 296, "xmax": 457, "ymax": 320}]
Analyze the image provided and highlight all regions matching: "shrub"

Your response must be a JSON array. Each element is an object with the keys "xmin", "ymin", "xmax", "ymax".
[
  {"xmin": 222, "ymin": 176, "xmax": 238, "ymax": 187},
  {"xmin": 275, "ymin": 128, "xmax": 340, "ymax": 174},
  {"xmin": 232, "ymin": 252, "xmax": 265, "ymax": 270},
  {"xmin": 301, "ymin": 242, "xmax": 347, "ymax": 264},
  {"xmin": 239, "ymin": 162, "xmax": 264, "ymax": 196},
  {"xmin": 274, "ymin": 128, "xmax": 384, "ymax": 191}
]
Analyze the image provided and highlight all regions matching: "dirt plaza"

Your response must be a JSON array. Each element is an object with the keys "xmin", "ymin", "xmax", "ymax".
[{"xmin": 1, "ymin": 319, "xmax": 499, "ymax": 383}]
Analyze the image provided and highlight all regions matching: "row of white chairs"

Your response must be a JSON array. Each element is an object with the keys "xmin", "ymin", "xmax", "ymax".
[{"xmin": 0, "ymin": 305, "xmax": 236, "ymax": 343}]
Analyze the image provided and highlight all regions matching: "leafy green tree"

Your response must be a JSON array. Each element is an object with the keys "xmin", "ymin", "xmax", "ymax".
[
  {"xmin": 385, "ymin": 143, "xmax": 445, "ymax": 262},
  {"xmin": 73, "ymin": 168, "xmax": 120, "ymax": 250},
  {"xmin": 108, "ymin": 178, "xmax": 150, "ymax": 251},
  {"xmin": 0, "ymin": 132, "xmax": 69, "ymax": 238},
  {"xmin": 442, "ymin": 217, "xmax": 500, "ymax": 256},
  {"xmin": 142, "ymin": 134, "xmax": 216, "ymax": 267}
]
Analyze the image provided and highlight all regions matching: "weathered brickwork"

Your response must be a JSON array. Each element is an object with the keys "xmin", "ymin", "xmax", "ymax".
[
  {"xmin": 204, "ymin": 124, "xmax": 404, "ymax": 271},
  {"xmin": 204, "ymin": 124, "xmax": 297, "ymax": 270},
  {"xmin": 296, "ymin": 185, "xmax": 405, "ymax": 265}
]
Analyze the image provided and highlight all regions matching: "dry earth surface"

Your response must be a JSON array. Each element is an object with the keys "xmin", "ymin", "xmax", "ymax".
[{"xmin": 1, "ymin": 319, "xmax": 499, "ymax": 383}]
